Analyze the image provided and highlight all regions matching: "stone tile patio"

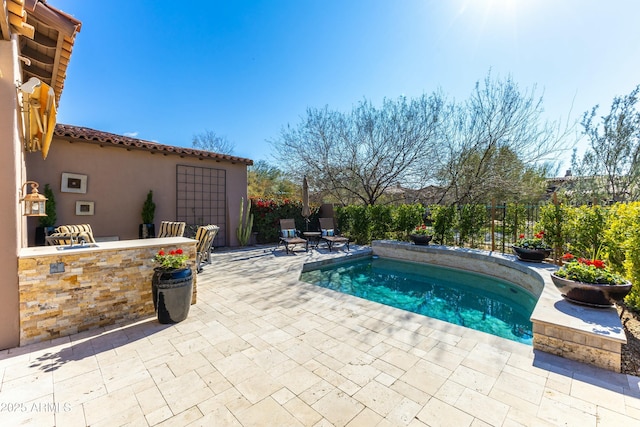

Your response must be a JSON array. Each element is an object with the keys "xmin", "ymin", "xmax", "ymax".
[{"xmin": 1, "ymin": 244, "xmax": 640, "ymax": 426}]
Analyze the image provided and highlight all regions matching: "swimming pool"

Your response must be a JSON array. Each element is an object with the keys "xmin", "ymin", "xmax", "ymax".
[{"xmin": 300, "ymin": 256, "xmax": 536, "ymax": 344}]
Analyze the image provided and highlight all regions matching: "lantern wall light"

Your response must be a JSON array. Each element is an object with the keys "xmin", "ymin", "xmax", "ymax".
[{"xmin": 20, "ymin": 181, "xmax": 47, "ymax": 217}]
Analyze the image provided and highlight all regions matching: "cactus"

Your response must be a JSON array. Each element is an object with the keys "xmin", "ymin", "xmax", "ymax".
[{"xmin": 236, "ymin": 197, "xmax": 254, "ymax": 246}]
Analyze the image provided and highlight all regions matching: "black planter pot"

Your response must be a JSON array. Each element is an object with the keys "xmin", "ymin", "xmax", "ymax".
[
  {"xmin": 410, "ymin": 234, "xmax": 432, "ymax": 246},
  {"xmin": 35, "ymin": 226, "xmax": 56, "ymax": 246},
  {"xmin": 139, "ymin": 223, "xmax": 156, "ymax": 239},
  {"xmin": 152, "ymin": 267, "xmax": 193, "ymax": 323},
  {"xmin": 512, "ymin": 246, "xmax": 551, "ymax": 263},
  {"xmin": 551, "ymin": 274, "xmax": 632, "ymax": 308}
]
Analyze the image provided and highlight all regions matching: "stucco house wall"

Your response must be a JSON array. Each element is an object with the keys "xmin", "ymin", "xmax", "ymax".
[
  {"xmin": 2, "ymin": 0, "xmax": 253, "ymax": 350},
  {"xmin": 0, "ymin": 37, "xmax": 25, "ymax": 349},
  {"xmin": 26, "ymin": 126, "xmax": 252, "ymax": 247}
]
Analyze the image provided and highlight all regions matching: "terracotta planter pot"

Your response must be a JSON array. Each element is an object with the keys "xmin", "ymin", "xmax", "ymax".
[
  {"xmin": 550, "ymin": 273, "xmax": 632, "ymax": 308},
  {"xmin": 512, "ymin": 246, "xmax": 551, "ymax": 263},
  {"xmin": 410, "ymin": 234, "xmax": 432, "ymax": 246}
]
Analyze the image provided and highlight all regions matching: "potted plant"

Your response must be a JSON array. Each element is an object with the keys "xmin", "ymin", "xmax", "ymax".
[
  {"xmin": 551, "ymin": 253, "xmax": 632, "ymax": 307},
  {"xmin": 151, "ymin": 248, "xmax": 193, "ymax": 323},
  {"xmin": 140, "ymin": 190, "xmax": 156, "ymax": 238},
  {"xmin": 409, "ymin": 224, "xmax": 433, "ymax": 246},
  {"xmin": 512, "ymin": 231, "xmax": 552, "ymax": 262},
  {"xmin": 35, "ymin": 183, "xmax": 56, "ymax": 246}
]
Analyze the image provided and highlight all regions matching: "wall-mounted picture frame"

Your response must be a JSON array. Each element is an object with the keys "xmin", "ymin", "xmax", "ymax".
[
  {"xmin": 75, "ymin": 201, "xmax": 94, "ymax": 216},
  {"xmin": 61, "ymin": 172, "xmax": 87, "ymax": 193}
]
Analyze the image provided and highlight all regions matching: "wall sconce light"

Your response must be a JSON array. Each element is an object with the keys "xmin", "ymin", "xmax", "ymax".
[{"xmin": 20, "ymin": 181, "xmax": 47, "ymax": 217}]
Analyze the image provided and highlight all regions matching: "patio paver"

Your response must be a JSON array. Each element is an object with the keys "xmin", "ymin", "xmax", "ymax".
[{"xmin": 1, "ymin": 244, "xmax": 640, "ymax": 426}]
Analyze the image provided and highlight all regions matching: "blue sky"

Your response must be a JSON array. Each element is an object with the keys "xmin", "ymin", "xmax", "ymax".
[{"xmin": 52, "ymin": 0, "xmax": 640, "ymax": 173}]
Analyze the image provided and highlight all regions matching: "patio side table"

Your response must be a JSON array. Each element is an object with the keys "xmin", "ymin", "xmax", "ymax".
[{"xmin": 303, "ymin": 231, "xmax": 321, "ymax": 249}]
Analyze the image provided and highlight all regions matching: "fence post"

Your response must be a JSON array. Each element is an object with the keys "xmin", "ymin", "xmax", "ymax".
[
  {"xmin": 553, "ymin": 192, "xmax": 561, "ymax": 265},
  {"xmin": 513, "ymin": 202, "xmax": 518, "ymax": 243},
  {"xmin": 491, "ymin": 199, "xmax": 495, "ymax": 251},
  {"xmin": 501, "ymin": 202, "xmax": 506, "ymax": 253}
]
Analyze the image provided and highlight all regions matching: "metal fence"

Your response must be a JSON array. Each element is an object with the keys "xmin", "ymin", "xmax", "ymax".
[{"xmin": 445, "ymin": 202, "xmax": 544, "ymax": 254}]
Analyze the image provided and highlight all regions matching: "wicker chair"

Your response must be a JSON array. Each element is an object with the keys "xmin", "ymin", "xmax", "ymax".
[
  {"xmin": 46, "ymin": 224, "xmax": 96, "ymax": 245},
  {"xmin": 195, "ymin": 225, "xmax": 220, "ymax": 272},
  {"xmin": 157, "ymin": 221, "xmax": 186, "ymax": 238}
]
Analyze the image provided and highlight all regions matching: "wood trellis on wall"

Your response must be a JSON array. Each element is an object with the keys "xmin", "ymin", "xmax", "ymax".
[{"xmin": 176, "ymin": 165, "xmax": 226, "ymax": 247}]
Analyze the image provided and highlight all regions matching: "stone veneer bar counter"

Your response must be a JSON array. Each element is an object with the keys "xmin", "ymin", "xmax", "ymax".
[{"xmin": 18, "ymin": 237, "xmax": 197, "ymax": 346}]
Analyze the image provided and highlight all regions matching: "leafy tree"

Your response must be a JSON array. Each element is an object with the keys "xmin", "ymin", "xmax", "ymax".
[
  {"xmin": 572, "ymin": 84, "xmax": 640, "ymax": 203},
  {"xmin": 248, "ymin": 160, "xmax": 297, "ymax": 199},
  {"xmin": 272, "ymin": 94, "xmax": 443, "ymax": 206},
  {"xmin": 192, "ymin": 130, "xmax": 235, "ymax": 154}
]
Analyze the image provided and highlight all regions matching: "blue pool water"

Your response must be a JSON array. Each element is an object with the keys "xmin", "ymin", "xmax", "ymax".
[{"xmin": 300, "ymin": 257, "xmax": 535, "ymax": 344}]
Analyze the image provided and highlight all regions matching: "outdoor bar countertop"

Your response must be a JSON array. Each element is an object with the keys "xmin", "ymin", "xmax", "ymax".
[
  {"xmin": 17, "ymin": 237, "xmax": 198, "ymax": 346},
  {"xmin": 19, "ymin": 236, "xmax": 196, "ymax": 257}
]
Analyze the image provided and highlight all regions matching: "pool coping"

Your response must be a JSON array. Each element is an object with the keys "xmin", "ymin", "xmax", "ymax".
[{"xmin": 313, "ymin": 240, "xmax": 626, "ymax": 372}]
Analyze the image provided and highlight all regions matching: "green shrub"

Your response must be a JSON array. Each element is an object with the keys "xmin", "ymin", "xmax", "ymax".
[
  {"xmin": 392, "ymin": 203, "xmax": 425, "ymax": 240},
  {"xmin": 39, "ymin": 183, "xmax": 57, "ymax": 227},
  {"xmin": 457, "ymin": 204, "xmax": 487, "ymax": 247},
  {"xmin": 538, "ymin": 201, "xmax": 568, "ymax": 259},
  {"xmin": 564, "ymin": 205, "xmax": 609, "ymax": 258},
  {"xmin": 503, "ymin": 202, "xmax": 528, "ymax": 241},
  {"xmin": 604, "ymin": 202, "xmax": 640, "ymax": 310},
  {"xmin": 337, "ymin": 205, "xmax": 369, "ymax": 244},
  {"xmin": 251, "ymin": 198, "xmax": 317, "ymax": 243},
  {"xmin": 430, "ymin": 204, "xmax": 456, "ymax": 245},
  {"xmin": 368, "ymin": 204, "xmax": 393, "ymax": 241}
]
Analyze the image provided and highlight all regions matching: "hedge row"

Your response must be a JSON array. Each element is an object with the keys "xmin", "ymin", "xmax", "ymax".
[
  {"xmin": 250, "ymin": 199, "xmax": 425, "ymax": 244},
  {"xmin": 250, "ymin": 198, "xmax": 640, "ymax": 311}
]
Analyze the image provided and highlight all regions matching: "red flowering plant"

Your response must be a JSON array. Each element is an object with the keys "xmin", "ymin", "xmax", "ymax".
[
  {"xmin": 412, "ymin": 224, "xmax": 433, "ymax": 236},
  {"xmin": 515, "ymin": 231, "xmax": 551, "ymax": 250},
  {"xmin": 554, "ymin": 253, "xmax": 627, "ymax": 285},
  {"xmin": 153, "ymin": 248, "xmax": 188, "ymax": 270}
]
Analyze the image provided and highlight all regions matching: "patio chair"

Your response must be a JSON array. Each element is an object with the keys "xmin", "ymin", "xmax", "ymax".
[
  {"xmin": 277, "ymin": 219, "xmax": 307, "ymax": 254},
  {"xmin": 195, "ymin": 225, "xmax": 220, "ymax": 272},
  {"xmin": 319, "ymin": 217, "xmax": 350, "ymax": 252},
  {"xmin": 157, "ymin": 221, "xmax": 186, "ymax": 238},
  {"xmin": 46, "ymin": 224, "xmax": 96, "ymax": 245}
]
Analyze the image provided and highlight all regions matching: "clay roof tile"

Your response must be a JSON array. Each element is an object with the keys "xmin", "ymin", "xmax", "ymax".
[{"xmin": 54, "ymin": 124, "xmax": 253, "ymax": 165}]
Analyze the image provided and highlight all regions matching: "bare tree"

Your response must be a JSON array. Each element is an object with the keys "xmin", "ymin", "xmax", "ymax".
[
  {"xmin": 192, "ymin": 130, "xmax": 235, "ymax": 154},
  {"xmin": 434, "ymin": 73, "xmax": 570, "ymax": 204},
  {"xmin": 272, "ymin": 94, "xmax": 443, "ymax": 206},
  {"xmin": 572, "ymin": 85, "xmax": 640, "ymax": 202},
  {"xmin": 273, "ymin": 72, "xmax": 570, "ymax": 207}
]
